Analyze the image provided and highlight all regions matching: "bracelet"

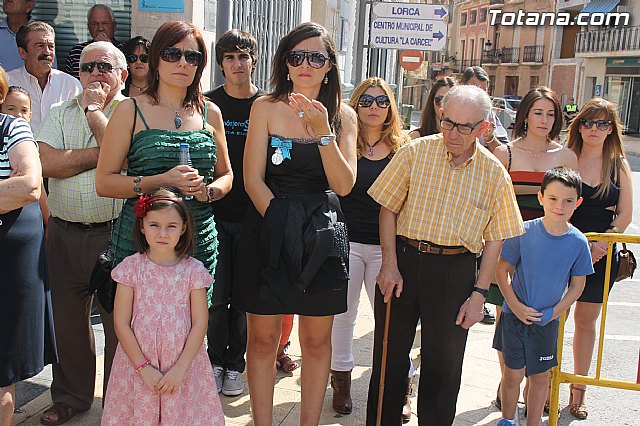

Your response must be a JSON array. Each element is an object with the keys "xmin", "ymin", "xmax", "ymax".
[
  {"xmin": 206, "ymin": 186, "xmax": 217, "ymax": 203},
  {"xmin": 133, "ymin": 176, "xmax": 143, "ymax": 195},
  {"xmin": 608, "ymin": 225, "xmax": 621, "ymax": 233},
  {"xmin": 135, "ymin": 359, "xmax": 150, "ymax": 373}
]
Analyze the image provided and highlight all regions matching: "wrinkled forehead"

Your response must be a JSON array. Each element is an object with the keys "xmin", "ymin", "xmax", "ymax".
[{"xmin": 442, "ymin": 97, "xmax": 486, "ymax": 124}]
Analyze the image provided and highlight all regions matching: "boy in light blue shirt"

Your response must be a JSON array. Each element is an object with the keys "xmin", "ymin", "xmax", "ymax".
[{"xmin": 494, "ymin": 167, "xmax": 594, "ymax": 426}]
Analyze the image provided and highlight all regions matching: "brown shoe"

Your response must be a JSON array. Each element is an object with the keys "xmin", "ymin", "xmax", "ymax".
[
  {"xmin": 569, "ymin": 384, "xmax": 588, "ymax": 420},
  {"xmin": 402, "ymin": 380, "xmax": 413, "ymax": 423},
  {"xmin": 330, "ymin": 369, "xmax": 353, "ymax": 414}
]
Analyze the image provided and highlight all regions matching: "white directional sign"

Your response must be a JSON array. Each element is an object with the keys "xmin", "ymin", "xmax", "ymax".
[{"xmin": 370, "ymin": 2, "xmax": 448, "ymax": 51}]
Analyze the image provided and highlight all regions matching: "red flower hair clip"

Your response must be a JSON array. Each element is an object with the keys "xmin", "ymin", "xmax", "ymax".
[{"xmin": 134, "ymin": 194, "xmax": 153, "ymax": 219}]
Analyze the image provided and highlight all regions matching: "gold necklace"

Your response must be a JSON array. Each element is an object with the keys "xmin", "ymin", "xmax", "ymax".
[{"xmin": 514, "ymin": 139, "xmax": 553, "ymax": 158}]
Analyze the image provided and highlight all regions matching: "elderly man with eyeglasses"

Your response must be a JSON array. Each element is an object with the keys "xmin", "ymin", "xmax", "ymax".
[
  {"xmin": 36, "ymin": 41, "xmax": 127, "ymax": 426},
  {"xmin": 365, "ymin": 84, "xmax": 524, "ymax": 426}
]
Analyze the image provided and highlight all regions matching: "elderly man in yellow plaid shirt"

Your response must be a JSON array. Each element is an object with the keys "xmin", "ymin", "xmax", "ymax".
[
  {"xmin": 36, "ymin": 41, "xmax": 127, "ymax": 425},
  {"xmin": 365, "ymin": 85, "xmax": 524, "ymax": 426}
]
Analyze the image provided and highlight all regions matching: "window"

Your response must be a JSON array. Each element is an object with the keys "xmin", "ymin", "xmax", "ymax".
[
  {"xmin": 480, "ymin": 8, "xmax": 487, "ymax": 23},
  {"xmin": 461, "ymin": 12, "xmax": 467, "ymax": 26},
  {"xmin": 530, "ymin": 75, "xmax": 540, "ymax": 90},
  {"xmin": 470, "ymin": 10, "xmax": 477, "ymax": 25}
]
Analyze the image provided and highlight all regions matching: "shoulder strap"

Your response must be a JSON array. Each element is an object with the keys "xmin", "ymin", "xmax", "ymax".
[
  {"xmin": 203, "ymin": 101, "xmax": 208, "ymax": 129},
  {"xmin": 130, "ymin": 98, "xmax": 139, "ymax": 141},
  {"xmin": 132, "ymin": 98, "xmax": 150, "ymax": 130},
  {"xmin": 506, "ymin": 144, "xmax": 512, "ymax": 172}
]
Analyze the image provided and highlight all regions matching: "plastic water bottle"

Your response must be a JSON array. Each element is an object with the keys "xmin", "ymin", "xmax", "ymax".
[{"xmin": 179, "ymin": 143, "xmax": 193, "ymax": 200}]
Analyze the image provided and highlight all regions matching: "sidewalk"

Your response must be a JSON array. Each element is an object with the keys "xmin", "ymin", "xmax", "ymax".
[{"xmin": 14, "ymin": 282, "xmax": 636, "ymax": 425}]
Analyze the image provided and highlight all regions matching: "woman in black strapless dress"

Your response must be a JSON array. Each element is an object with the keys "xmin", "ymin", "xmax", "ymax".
[
  {"xmin": 236, "ymin": 23, "xmax": 357, "ymax": 425},
  {"xmin": 566, "ymin": 98, "xmax": 633, "ymax": 420}
]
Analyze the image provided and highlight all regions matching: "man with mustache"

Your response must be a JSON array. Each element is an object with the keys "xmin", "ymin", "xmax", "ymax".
[
  {"xmin": 8, "ymin": 22, "xmax": 81, "ymax": 134},
  {"xmin": 0, "ymin": 0, "xmax": 58, "ymax": 72},
  {"xmin": 64, "ymin": 4, "xmax": 122, "ymax": 79}
]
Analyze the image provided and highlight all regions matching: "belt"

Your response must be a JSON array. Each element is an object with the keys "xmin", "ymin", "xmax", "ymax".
[
  {"xmin": 400, "ymin": 236, "xmax": 469, "ymax": 255},
  {"xmin": 55, "ymin": 217, "xmax": 112, "ymax": 230}
]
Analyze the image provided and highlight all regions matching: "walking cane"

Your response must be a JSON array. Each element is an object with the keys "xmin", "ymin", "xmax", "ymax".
[{"xmin": 376, "ymin": 298, "xmax": 392, "ymax": 426}]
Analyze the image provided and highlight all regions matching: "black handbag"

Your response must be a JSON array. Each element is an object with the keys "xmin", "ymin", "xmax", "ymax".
[{"xmin": 88, "ymin": 99, "xmax": 137, "ymax": 313}]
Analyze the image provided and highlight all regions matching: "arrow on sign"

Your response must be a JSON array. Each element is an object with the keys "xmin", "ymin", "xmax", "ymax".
[
  {"xmin": 435, "ymin": 7, "xmax": 447, "ymax": 18},
  {"xmin": 433, "ymin": 31, "xmax": 444, "ymax": 41}
]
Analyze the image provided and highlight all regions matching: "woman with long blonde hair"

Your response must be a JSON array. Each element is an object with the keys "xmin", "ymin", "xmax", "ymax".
[
  {"xmin": 566, "ymin": 98, "xmax": 633, "ymax": 420},
  {"xmin": 329, "ymin": 77, "xmax": 410, "ymax": 418}
]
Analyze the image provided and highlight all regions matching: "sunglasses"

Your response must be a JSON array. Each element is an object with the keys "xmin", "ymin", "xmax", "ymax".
[
  {"xmin": 434, "ymin": 95, "xmax": 445, "ymax": 107},
  {"xmin": 126, "ymin": 53, "xmax": 149, "ymax": 64},
  {"xmin": 580, "ymin": 119, "xmax": 612, "ymax": 131},
  {"xmin": 160, "ymin": 47, "xmax": 203, "ymax": 66},
  {"xmin": 79, "ymin": 61, "xmax": 115, "ymax": 74},
  {"xmin": 286, "ymin": 50, "xmax": 329, "ymax": 69},
  {"xmin": 358, "ymin": 94, "xmax": 391, "ymax": 109},
  {"xmin": 440, "ymin": 118, "xmax": 484, "ymax": 135}
]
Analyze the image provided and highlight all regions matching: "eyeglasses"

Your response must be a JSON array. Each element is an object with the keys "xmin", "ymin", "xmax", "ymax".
[
  {"xmin": 79, "ymin": 61, "xmax": 115, "ymax": 74},
  {"xmin": 286, "ymin": 50, "xmax": 329, "ymax": 69},
  {"xmin": 126, "ymin": 53, "xmax": 149, "ymax": 64},
  {"xmin": 358, "ymin": 94, "xmax": 391, "ymax": 109},
  {"xmin": 160, "ymin": 47, "xmax": 203, "ymax": 66},
  {"xmin": 434, "ymin": 95, "xmax": 445, "ymax": 107},
  {"xmin": 440, "ymin": 118, "xmax": 484, "ymax": 135},
  {"xmin": 580, "ymin": 119, "xmax": 612, "ymax": 131}
]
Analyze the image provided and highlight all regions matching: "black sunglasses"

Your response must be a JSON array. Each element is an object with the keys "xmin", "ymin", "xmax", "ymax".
[
  {"xmin": 126, "ymin": 53, "xmax": 149, "ymax": 64},
  {"xmin": 286, "ymin": 50, "xmax": 329, "ymax": 69},
  {"xmin": 580, "ymin": 119, "xmax": 612, "ymax": 131},
  {"xmin": 358, "ymin": 94, "xmax": 391, "ymax": 109},
  {"xmin": 434, "ymin": 95, "xmax": 445, "ymax": 107},
  {"xmin": 79, "ymin": 61, "xmax": 115, "ymax": 74},
  {"xmin": 160, "ymin": 47, "xmax": 203, "ymax": 66},
  {"xmin": 440, "ymin": 118, "xmax": 484, "ymax": 135}
]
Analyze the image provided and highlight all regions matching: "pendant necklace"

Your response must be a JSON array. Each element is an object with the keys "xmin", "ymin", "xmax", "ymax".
[
  {"xmin": 366, "ymin": 138, "xmax": 382, "ymax": 157},
  {"xmin": 130, "ymin": 83, "xmax": 149, "ymax": 92},
  {"xmin": 165, "ymin": 102, "xmax": 182, "ymax": 129}
]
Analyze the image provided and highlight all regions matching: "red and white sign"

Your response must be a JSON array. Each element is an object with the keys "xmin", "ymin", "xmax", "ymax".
[{"xmin": 399, "ymin": 50, "xmax": 423, "ymax": 71}]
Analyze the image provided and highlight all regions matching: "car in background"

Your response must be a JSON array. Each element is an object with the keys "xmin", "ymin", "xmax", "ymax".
[{"xmin": 491, "ymin": 96, "xmax": 521, "ymax": 129}]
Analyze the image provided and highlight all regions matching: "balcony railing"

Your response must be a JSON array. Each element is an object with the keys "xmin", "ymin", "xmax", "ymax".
[
  {"xmin": 460, "ymin": 58, "xmax": 481, "ymax": 69},
  {"xmin": 575, "ymin": 26, "xmax": 640, "ymax": 53},
  {"xmin": 501, "ymin": 47, "xmax": 520, "ymax": 63},
  {"xmin": 482, "ymin": 49, "xmax": 502, "ymax": 64},
  {"xmin": 523, "ymin": 45, "xmax": 544, "ymax": 63}
]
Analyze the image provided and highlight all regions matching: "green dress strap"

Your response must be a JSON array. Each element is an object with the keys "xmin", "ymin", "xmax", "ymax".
[
  {"xmin": 203, "ymin": 101, "xmax": 208, "ymax": 129},
  {"xmin": 134, "ymin": 101, "xmax": 151, "ymax": 130}
]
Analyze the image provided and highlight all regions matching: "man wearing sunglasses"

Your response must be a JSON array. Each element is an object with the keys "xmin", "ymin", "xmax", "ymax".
[
  {"xmin": 202, "ymin": 29, "xmax": 263, "ymax": 398},
  {"xmin": 64, "ymin": 4, "xmax": 122, "ymax": 79},
  {"xmin": 36, "ymin": 40, "xmax": 127, "ymax": 426},
  {"xmin": 8, "ymin": 21, "xmax": 81, "ymax": 134},
  {"xmin": 367, "ymin": 85, "xmax": 523, "ymax": 425}
]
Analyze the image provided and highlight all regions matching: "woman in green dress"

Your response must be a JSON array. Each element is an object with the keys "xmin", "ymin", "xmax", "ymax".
[{"xmin": 96, "ymin": 21, "xmax": 232, "ymax": 282}]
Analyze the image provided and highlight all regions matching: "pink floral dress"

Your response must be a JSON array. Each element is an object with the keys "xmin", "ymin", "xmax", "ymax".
[{"xmin": 102, "ymin": 253, "xmax": 224, "ymax": 425}]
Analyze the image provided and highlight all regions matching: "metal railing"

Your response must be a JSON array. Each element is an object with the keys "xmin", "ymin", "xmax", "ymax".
[
  {"xmin": 575, "ymin": 26, "xmax": 640, "ymax": 54},
  {"xmin": 523, "ymin": 45, "xmax": 544, "ymax": 63},
  {"xmin": 501, "ymin": 47, "xmax": 520, "ymax": 63},
  {"xmin": 549, "ymin": 232, "xmax": 640, "ymax": 425},
  {"xmin": 481, "ymin": 49, "xmax": 502, "ymax": 64}
]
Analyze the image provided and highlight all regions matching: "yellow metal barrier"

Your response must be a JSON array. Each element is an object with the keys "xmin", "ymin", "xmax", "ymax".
[{"xmin": 549, "ymin": 232, "xmax": 640, "ymax": 425}]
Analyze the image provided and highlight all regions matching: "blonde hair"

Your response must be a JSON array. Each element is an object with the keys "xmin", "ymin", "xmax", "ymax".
[
  {"xmin": 566, "ymin": 98, "xmax": 628, "ymax": 199},
  {"xmin": 348, "ymin": 77, "xmax": 408, "ymax": 159}
]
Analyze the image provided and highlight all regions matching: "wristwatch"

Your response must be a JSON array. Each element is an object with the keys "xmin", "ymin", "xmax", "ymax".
[
  {"xmin": 607, "ymin": 225, "xmax": 621, "ymax": 233},
  {"xmin": 472, "ymin": 286, "xmax": 489, "ymax": 298},
  {"xmin": 84, "ymin": 104, "xmax": 101, "ymax": 114},
  {"xmin": 317, "ymin": 134, "xmax": 336, "ymax": 146},
  {"xmin": 133, "ymin": 176, "xmax": 143, "ymax": 195}
]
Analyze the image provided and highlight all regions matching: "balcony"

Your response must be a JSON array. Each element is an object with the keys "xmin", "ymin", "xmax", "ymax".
[
  {"xmin": 575, "ymin": 26, "xmax": 640, "ymax": 55},
  {"xmin": 482, "ymin": 49, "xmax": 502, "ymax": 64},
  {"xmin": 522, "ymin": 45, "xmax": 544, "ymax": 63},
  {"xmin": 460, "ymin": 58, "xmax": 481, "ymax": 69},
  {"xmin": 501, "ymin": 47, "xmax": 520, "ymax": 64}
]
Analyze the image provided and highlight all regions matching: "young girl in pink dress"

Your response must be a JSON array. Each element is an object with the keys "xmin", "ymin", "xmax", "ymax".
[{"xmin": 102, "ymin": 188, "xmax": 224, "ymax": 425}]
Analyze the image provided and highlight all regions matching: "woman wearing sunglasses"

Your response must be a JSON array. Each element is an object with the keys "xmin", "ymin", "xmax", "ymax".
[
  {"xmin": 409, "ymin": 76, "xmax": 457, "ymax": 140},
  {"xmin": 236, "ymin": 22, "xmax": 357, "ymax": 425},
  {"xmin": 327, "ymin": 77, "xmax": 409, "ymax": 417},
  {"xmin": 121, "ymin": 36, "xmax": 150, "ymax": 98},
  {"xmin": 96, "ymin": 18, "xmax": 232, "ymax": 311},
  {"xmin": 491, "ymin": 87, "xmax": 577, "ymax": 412},
  {"xmin": 565, "ymin": 98, "xmax": 632, "ymax": 420}
]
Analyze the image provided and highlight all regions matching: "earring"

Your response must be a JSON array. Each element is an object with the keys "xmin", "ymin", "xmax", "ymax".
[
  {"xmin": 324, "ymin": 74, "xmax": 328, "ymax": 85},
  {"xmin": 524, "ymin": 121, "xmax": 528, "ymax": 132},
  {"xmin": 155, "ymin": 71, "xmax": 159, "ymax": 80},
  {"xmin": 287, "ymin": 73, "xmax": 290, "ymax": 81}
]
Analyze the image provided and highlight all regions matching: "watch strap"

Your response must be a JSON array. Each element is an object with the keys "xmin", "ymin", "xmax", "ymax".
[{"xmin": 472, "ymin": 286, "xmax": 489, "ymax": 298}]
